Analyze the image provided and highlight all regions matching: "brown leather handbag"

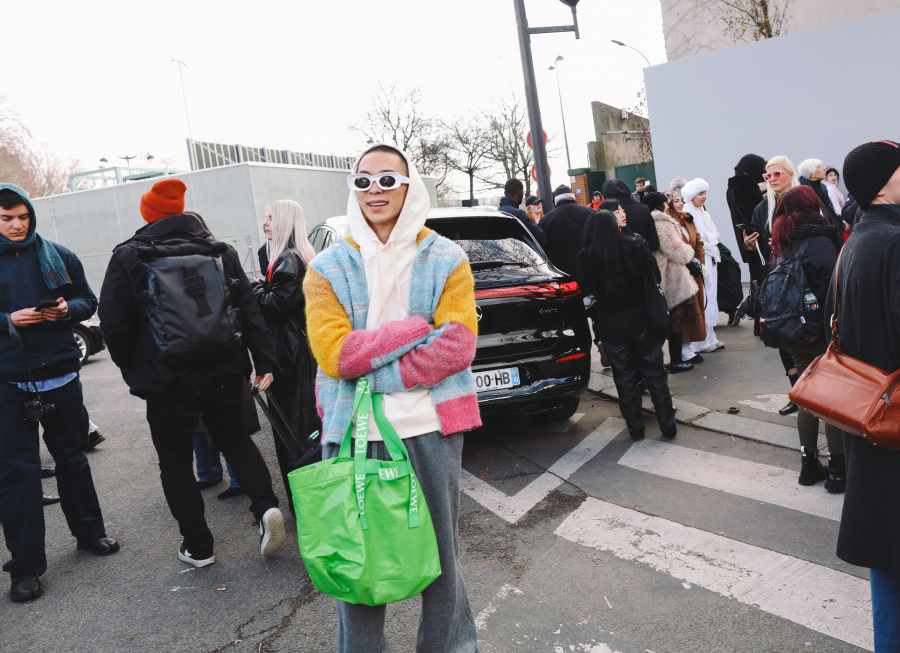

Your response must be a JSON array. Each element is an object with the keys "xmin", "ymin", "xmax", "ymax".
[{"xmin": 789, "ymin": 249, "xmax": 900, "ymax": 450}]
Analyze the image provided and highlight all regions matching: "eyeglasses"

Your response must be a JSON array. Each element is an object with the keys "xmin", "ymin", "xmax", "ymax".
[
  {"xmin": 347, "ymin": 172, "xmax": 410, "ymax": 191},
  {"xmin": 762, "ymin": 170, "xmax": 792, "ymax": 181}
]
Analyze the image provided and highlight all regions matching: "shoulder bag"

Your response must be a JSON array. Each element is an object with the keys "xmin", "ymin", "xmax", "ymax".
[{"xmin": 789, "ymin": 249, "xmax": 900, "ymax": 449}]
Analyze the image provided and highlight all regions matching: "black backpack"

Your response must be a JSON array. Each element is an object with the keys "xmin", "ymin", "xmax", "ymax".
[
  {"xmin": 758, "ymin": 239, "xmax": 822, "ymax": 348},
  {"xmin": 131, "ymin": 238, "xmax": 243, "ymax": 367}
]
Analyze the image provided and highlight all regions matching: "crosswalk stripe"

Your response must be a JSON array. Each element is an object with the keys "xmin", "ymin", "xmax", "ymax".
[
  {"xmin": 460, "ymin": 418, "xmax": 626, "ymax": 523},
  {"xmin": 556, "ymin": 498, "xmax": 873, "ymax": 651},
  {"xmin": 618, "ymin": 440, "xmax": 844, "ymax": 521}
]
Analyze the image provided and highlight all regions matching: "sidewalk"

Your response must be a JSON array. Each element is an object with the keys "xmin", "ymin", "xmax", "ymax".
[{"xmin": 587, "ymin": 319, "xmax": 820, "ymax": 453}]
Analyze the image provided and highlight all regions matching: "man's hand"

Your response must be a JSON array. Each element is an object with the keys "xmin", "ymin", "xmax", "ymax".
[
  {"xmin": 254, "ymin": 373, "xmax": 274, "ymax": 392},
  {"xmin": 10, "ymin": 308, "xmax": 44, "ymax": 327},
  {"xmin": 42, "ymin": 297, "xmax": 69, "ymax": 322},
  {"xmin": 743, "ymin": 230, "xmax": 760, "ymax": 251}
]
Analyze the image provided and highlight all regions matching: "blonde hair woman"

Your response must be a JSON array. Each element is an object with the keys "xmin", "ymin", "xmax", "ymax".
[{"xmin": 251, "ymin": 199, "xmax": 320, "ymax": 510}]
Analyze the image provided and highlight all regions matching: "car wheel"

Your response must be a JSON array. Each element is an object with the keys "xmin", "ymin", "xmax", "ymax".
[
  {"xmin": 72, "ymin": 327, "xmax": 91, "ymax": 364},
  {"xmin": 535, "ymin": 398, "xmax": 580, "ymax": 423}
]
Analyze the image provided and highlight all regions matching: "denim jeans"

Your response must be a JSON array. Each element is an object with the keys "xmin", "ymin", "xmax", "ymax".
[
  {"xmin": 193, "ymin": 432, "xmax": 239, "ymax": 488},
  {"xmin": 871, "ymin": 568, "xmax": 900, "ymax": 652},
  {"xmin": 322, "ymin": 431, "xmax": 478, "ymax": 653}
]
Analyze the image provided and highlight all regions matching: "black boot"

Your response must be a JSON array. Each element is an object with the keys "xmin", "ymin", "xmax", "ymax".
[
  {"xmin": 779, "ymin": 374, "xmax": 800, "ymax": 415},
  {"xmin": 824, "ymin": 453, "xmax": 846, "ymax": 493},
  {"xmin": 798, "ymin": 446, "xmax": 829, "ymax": 486},
  {"xmin": 666, "ymin": 331, "xmax": 693, "ymax": 373}
]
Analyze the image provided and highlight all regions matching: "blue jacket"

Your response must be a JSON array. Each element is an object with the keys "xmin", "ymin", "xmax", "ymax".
[
  {"xmin": 499, "ymin": 197, "xmax": 547, "ymax": 249},
  {"xmin": 0, "ymin": 189, "xmax": 97, "ymax": 383}
]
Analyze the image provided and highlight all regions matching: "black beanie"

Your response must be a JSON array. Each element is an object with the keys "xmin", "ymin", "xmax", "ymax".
[
  {"xmin": 553, "ymin": 184, "xmax": 572, "ymax": 197},
  {"xmin": 642, "ymin": 191, "xmax": 667, "ymax": 211},
  {"xmin": 843, "ymin": 140, "xmax": 900, "ymax": 207}
]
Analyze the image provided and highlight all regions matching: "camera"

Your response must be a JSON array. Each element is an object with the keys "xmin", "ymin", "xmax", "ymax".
[{"xmin": 24, "ymin": 397, "xmax": 55, "ymax": 421}]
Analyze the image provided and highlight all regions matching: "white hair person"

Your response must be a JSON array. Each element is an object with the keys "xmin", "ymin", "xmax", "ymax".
[
  {"xmin": 265, "ymin": 200, "xmax": 316, "ymax": 280},
  {"xmin": 764, "ymin": 155, "xmax": 801, "ymax": 230},
  {"xmin": 796, "ymin": 158, "xmax": 822, "ymax": 180}
]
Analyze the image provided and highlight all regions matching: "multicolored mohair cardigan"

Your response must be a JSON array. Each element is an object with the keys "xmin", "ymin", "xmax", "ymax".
[{"xmin": 304, "ymin": 227, "xmax": 482, "ymax": 446}]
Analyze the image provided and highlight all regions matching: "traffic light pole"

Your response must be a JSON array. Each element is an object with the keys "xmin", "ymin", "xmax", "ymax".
[{"xmin": 513, "ymin": 0, "xmax": 579, "ymax": 210}]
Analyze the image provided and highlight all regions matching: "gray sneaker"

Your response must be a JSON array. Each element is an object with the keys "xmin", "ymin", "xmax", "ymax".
[{"xmin": 257, "ymin": 508, "xmax": 285, "ymax": 557}]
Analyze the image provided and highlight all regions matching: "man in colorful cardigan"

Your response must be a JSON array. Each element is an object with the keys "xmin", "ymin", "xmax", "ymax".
[{"xmin": 304, "ymin": 143, "xmax": 481, "ymax": 652}]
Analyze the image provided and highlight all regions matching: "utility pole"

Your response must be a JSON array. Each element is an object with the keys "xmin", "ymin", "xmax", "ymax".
[{"xmin": 513, "ymin": 0, "xmax": 580, "ymax": 210}]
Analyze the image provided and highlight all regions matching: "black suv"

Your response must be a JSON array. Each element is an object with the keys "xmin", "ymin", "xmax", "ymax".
[{"xmin": 307, "ymin": 209, "xmax": 592, "ymax": 422}]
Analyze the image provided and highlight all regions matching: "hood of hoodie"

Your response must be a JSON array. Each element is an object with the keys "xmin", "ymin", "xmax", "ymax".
[
  {"xmin": 0, "ymin": 183, "xmax": 38, "ymax": 241},
  {"xmin": 346, "ymin": 143, "xmax": 431, "ymax": 329},
  {"xmin": 127, "ymin": 213, "xmax": 209, "ymax": 244},
  {"xmin": 601, "ymin": 178, "xmax": 631, "ymax": 199}
]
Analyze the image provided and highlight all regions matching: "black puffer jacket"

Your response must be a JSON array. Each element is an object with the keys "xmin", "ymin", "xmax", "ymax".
[
  {"xmin": 252, "ymin": 244, "xmax": 308, "ymax": 385},
  {"xmin": 538, "ymin": 197, "xmax": 593, "ymax": 276},
  {"xmin": 100, "ymin": 214, "xmax": 275, "ymax": 396},
  {"xmin": 602, "ymin": 179, "xmax": 660, "ymax": 251},
  {"xmin": 824, "ymin": 203, "xmax": 900, "ymax": 577}
]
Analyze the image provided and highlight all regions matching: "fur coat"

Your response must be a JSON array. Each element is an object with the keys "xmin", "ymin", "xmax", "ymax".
[
  {"xmin": 651, "ymin": 210, "xmax": 699, "ymax": 309},
  {"xmin": 668, "ymin": 210, "xmax": 707, "ymax": 343}
]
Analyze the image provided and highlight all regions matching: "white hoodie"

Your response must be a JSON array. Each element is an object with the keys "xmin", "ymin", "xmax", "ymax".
[{"xmin": 346, "ymin": 143, "xmax": 441, "ymax": 441}]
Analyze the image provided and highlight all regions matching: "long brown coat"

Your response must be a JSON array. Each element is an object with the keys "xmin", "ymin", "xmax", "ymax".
[{"xmin": 667, "ymin": 209, "xmax": 707, "ymax": 343}]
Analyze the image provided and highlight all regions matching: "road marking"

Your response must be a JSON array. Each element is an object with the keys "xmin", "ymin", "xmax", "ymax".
[
  {"xmin": 461, "ymin": 418, "xmax": 626, "ymax": 523},
  {"xmin": 618, "ymin": 440, "xmax": 844, "ymax": 521},
  {"xmin": 494, "ymin": 412, "xmax": 586, "ymax": 433},
  {"xmin": 737, "ymin": 394, "xmax": 791, "ymax": 414},
  {"xmin": 556, "ymin": 498, "xmax": 873, "ymax": 651},
  {"xmin": 475, "ymin": 583, "xmax": 523, "ymax": 631}
]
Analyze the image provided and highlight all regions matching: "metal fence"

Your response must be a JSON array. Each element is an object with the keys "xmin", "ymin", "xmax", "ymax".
[{"xmin": 188, "ymin": 139, "xmax": 353, "ymax": 172}]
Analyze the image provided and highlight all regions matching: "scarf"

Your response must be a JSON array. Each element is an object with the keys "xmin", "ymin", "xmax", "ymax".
[
  {"xmin": 791, "ymin": 211, "xmax": 841, "ymax": 250},
  {"xmin": 0, "ymin": 183, "xmax": 71, "ymax": 289}
]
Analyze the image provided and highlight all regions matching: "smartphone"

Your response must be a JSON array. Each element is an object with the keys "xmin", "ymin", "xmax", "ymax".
[
  {"xmin": 736, "ymin": 223, "xmax": 759, "ymax": 236},
  {"xmin": 35, "ymin": 299, "xmax": 59, "ymax": 311}
]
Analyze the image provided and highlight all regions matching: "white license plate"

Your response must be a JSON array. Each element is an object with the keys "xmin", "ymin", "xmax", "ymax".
[{"xmin": 474, "ymin": 367, "xmax": 520, "ymax": 392}]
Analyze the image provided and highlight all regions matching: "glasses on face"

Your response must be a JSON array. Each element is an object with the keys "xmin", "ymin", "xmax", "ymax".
[
  {"xmin": 347, "ymin": 172, "xmax": 410, "ymax": 191},
  {"xmin": 762, "ymin": 170, "xmax": 792, "ymax": 181}
]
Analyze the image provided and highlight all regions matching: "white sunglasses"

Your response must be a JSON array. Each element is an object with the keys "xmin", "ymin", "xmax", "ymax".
[{"xmin": 347, "ymin": 172, "xmax": 410, "ymax": 191}]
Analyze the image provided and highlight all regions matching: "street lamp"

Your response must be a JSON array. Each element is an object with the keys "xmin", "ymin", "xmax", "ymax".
[
  {"xmin": 118, "ymin": 153, "xmax": 154, "ymax": 169},
  {"xmin": 172, "ymin": 60, "xmax": 193, "ymax": 141},
  {"xmin": 611, "ymin": 40, "xmax": 651, "ymax": 68},
  {"xmin": 514, "ymin": 0, "xmax": 581, "ymax": 209},
  {"xmin": 548, "ymin": 55, "xmax": 571, "ymax": 171}
]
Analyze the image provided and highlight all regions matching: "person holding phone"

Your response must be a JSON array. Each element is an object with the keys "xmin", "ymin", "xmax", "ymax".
[{"xmin": 0, "ymin": 184, "xmax": 118, "ymax": 603}]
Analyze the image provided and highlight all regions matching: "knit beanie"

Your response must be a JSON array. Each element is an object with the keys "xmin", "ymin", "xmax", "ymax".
[
  {"xmin": 140, "ymin": 178, "xmax": 187, "ymax": 222},
  {"xmin": 553, "ymin": 184, "xmax": 572, "ymax": 197},
  {"xmin": 642, "ymin": 191, "xmax": 668, "ymax": 211},
  {"xmin": 843, "ymin": 140, "xmax": 900, "ymax": 207}
]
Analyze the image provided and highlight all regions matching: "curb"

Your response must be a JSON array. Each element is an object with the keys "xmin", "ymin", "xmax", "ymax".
[{"xmin": 588, "ymin": 371, "xmax": 802, "ymax": 452}]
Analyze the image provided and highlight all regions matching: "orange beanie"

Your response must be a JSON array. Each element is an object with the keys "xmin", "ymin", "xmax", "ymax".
[{"xmin": 140, "ymin": 178, "xmax": 187, "ymax": 222}]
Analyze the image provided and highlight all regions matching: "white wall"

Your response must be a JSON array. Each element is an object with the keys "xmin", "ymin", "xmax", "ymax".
[{"xmin": 645, "ymin": 7, "xmax": 900, "ymax": 279}]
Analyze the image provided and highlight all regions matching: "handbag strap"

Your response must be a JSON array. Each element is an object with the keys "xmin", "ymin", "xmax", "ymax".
[{"xmin": 830, "ymin": 248, "xmax": 844, "ymax": 353}]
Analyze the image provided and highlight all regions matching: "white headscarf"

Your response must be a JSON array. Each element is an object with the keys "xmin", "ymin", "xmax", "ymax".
[
  {"xmin": 346, "ymin": 143, "xmax": 432, "ymax": 329},
  {"xmin": 681, "ymin": 178, "xmax": 720, "ymax": 260}
]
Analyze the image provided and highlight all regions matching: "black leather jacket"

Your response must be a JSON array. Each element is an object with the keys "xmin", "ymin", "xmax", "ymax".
[{"xmin": 252, "ymin": 244, "xmax": 308, "ymax": 383}]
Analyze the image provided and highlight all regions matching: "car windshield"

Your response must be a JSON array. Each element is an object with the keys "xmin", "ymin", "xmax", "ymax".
[{"xmin": 426, "ymin": 217, "xmax": 545, "ymax": 267}]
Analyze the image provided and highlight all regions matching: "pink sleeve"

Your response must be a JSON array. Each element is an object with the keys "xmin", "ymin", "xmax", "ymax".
[
  {"xmin": 337, "ymin": 317, "xmax": 431, "ymax": 379},
  {"xmin": 398, "ymin": 322, "xmax": 477, "ymax": 389}
]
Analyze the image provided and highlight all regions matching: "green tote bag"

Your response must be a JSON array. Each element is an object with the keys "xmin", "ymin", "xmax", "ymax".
[{"xmin": 287, "ymin": 377, "xmax": 441, "ymax": 605}]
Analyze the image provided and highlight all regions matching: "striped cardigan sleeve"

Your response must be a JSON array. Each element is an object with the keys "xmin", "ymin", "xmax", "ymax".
[{"xmin": 304, "ymin": 269, "xmax": 430, "ymax": 379}]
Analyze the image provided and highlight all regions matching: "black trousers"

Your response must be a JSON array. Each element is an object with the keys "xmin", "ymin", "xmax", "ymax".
[
  {"xmin": 604, "ymin": 332, "xmax": 677, "ymax": 438},
  {"xmin": 145, "ymin": 374, "xmax": 278, "ymax": 552},
  {"xmin": 0, "ymin": 376, "xmax": 106, "ymax": 575}
]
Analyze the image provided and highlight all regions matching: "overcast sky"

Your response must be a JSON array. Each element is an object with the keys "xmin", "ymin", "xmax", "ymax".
[{"xmin": 4, "ymin": 0, "xmax": 667, "ymax": 195}]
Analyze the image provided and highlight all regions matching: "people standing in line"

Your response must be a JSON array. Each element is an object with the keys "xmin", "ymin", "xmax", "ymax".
[
  {"xmin": 632, "ymin": 177, "xmax": 647, "ymax": 203},
  {"xmin": 824, "ymin": 167, "xmax": 845, "ymax": 214},
  {"xmin": 743, "ymin": 156, "xmax": 801, "ymax": 415},
  {"xmin": 304, "ymin": 143, "xmax": 480, "ymax": 652},
  {"xmin": 643, "ymin": 191, "xmax": 702, "ymax": 373},
  {"xmin": 670, "ymin": 177, "xmax": 687, "ymax": 193},
  {"xmin": 664, "ymin": 192, "xmax": 707, "ymax": 364},
  {"xmin": 498, "ymin": 178, "xmax": 547, "ymax": 249},
  {"xmin": 251, "ymin": 199, "xmax": 321, "ymax": 513},
  {"xmin": 827, "ymin": 140, "xmax": 900, "ymax": 650},
  {"xmin": 601, "ymin": 178, "xmax": 660, "ymax": 250},
  {"xmin": 725, "ymin": 154, "xmax": 767, "ymax": 283},
  {"xmin": 100, "ymin": 179, "xmax": 285, "ymax": 568},
  {"xmin": 591, "ymin": 191, "xmax": 603, "ymax": 209},
  {"xmin": 576, "ymin": 208, "xmax": 676, "ymax": 440},
  {"xmin": 524, "ymin": 195, "xmax": 543, "ymax": 223},
  {"xmin": 797, "ymin": 158, "xmax": 844, "ymax": 242},
  {"xmin": 768, "ymin": 186, "xmax": 844, "ymax": 491},
  {"xmin": 539, "ymin": 184, "xmax": 594, "ymax": 276},
  {"xmin": 0, "ymin": 184, "xmax": 118, "ymax": 603},
  {"xmin": 680, "ymin": 179, "xmax": 723, "ymax": 357}
]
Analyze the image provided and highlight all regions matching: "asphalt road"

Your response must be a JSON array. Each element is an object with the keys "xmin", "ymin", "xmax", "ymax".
[{"xmin": 0, "ymin": 351, "xmax": 870, "ymax": 653}]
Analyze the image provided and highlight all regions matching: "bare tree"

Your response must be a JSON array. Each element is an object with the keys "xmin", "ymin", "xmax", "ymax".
[
  {"xmin": 626, "ymin": 86, "xmax": 654, "ymax": 165},
  {"xmin": 349, "ymin": 83, "xmax": 452, "ymax": 193},
  {"xmin": 480, "ymin": 96, "xmax": 535, "ymax": 195},
  {"xmin": 698, "ymin": 0, "xmax": 790, "ymax": 42},
  {"xmin": 445, "ymin": 116, "xmax": 492, "ymax": 202}
]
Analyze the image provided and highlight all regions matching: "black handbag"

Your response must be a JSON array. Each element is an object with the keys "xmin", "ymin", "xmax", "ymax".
[
  {"xmin": 639, "ymin": 248, "xmax": 671, "ymax": 333},
  {"xmin": 685, "ymin": 259, "xmax": 702, "ymax": 278}
]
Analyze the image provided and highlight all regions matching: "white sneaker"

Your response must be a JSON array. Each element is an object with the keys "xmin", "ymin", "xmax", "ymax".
[
  {"xmin": 258, "ymin": 508, "xmax": 285, "ymax": 557},
  {"xmin": 179, "ymin": 544, "xmax": 215, "ymax": 568},
  {"xmin": 714, "ymin": 341, "xmax": 725, "ymax": 350},
  {"xmin": 700, "ymin": 343, "xmax": 718, "ymax": 353}
]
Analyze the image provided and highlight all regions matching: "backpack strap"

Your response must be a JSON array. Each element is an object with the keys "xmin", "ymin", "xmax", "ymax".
[{"xmin": 183, "ymin": 265, "xmax": 212, "ymax": 317}]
